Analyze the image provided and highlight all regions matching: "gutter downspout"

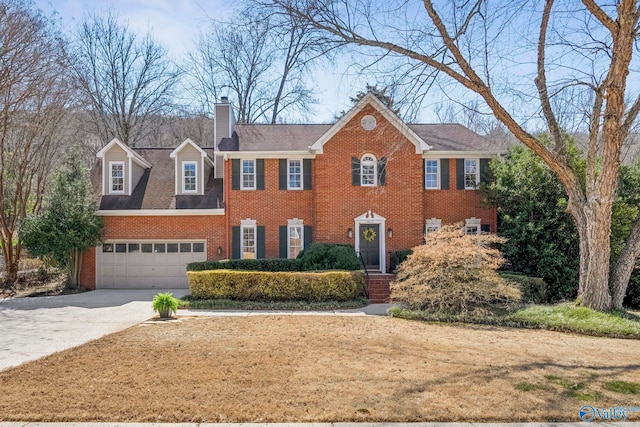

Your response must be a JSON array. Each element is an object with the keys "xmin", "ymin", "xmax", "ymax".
[{"xmin": 224, "ymin": 154, "xmax": 230, "ymax": 259}]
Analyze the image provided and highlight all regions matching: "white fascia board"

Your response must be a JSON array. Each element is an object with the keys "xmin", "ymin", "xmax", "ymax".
[
  {"xmin": 422, "ymin": 150, "xmax": 507, "ymax": 158},
  {"xmin": 97, "ymin": 209, "xmax": 225, "ymax": 216},
  {"xmin": 218, "ymin": 151, "xmax": 316, "ymax": 159}
]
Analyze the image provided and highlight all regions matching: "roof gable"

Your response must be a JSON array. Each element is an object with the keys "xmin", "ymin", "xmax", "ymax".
[
  {"xmin": 170, "ymin": 138, "xmax": 214, "ymax": 166},
  {"xmin": 96, "ymin": 138, "xmax": 152, "ymax": 168},
  {"xmin": 310, "ymin": 93, "xmax": 431, "ymax": 154}
]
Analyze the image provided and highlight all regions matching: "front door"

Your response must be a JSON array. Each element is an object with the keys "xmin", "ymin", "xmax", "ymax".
[{"xmin": 359, "ymin": 224, "xmax": 380, "ymax": 268}]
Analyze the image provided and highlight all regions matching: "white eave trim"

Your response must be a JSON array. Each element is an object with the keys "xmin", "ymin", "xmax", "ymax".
[
  {"xmin": 170, "ymin": 138, "xmax": 214, "ymax": 167},
  {"xmin": 96, "ymin": 138, "xmax": 152, "ymax": 168},
  {"xmin": 310, "ymin": 93, "xmax": 431, "ymax": 154},
  {"xmin": 218, "ymin": 150, "xmax": 315, "ymax": 159},
  {"xmin": 422, "ymin": 150, "xmax": 507, "ymax": 158},
  {"xmin": 97, "ymin": 209, "xmax": 225, "ymax": 216}
]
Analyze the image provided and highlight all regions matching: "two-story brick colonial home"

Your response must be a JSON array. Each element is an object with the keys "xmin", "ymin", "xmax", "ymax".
[{"xmin": 81, "ymin": 93, "xmax": 504, "ymax": 292}]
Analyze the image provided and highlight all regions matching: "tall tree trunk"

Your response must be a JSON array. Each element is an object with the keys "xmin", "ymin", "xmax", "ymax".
[{"xmin": 610, "ymin": 212, "xmax": 640, "ymax": 309}]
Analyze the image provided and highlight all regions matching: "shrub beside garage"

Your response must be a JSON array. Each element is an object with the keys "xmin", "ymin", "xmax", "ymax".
[{"xmin": 187, "ymin": 269, "xmax": 365, "ymax": 302}]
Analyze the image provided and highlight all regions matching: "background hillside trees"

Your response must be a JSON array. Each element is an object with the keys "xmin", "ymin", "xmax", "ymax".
[
  {"xmin": 71, "ymin": 11, "xmax": 181, "ymax": 147},
  {"xmin": 0, "ymin": 0, "xmax": 74, "ymax": 284}
]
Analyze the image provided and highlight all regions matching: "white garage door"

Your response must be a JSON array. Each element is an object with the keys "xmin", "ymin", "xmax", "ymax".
[{"xmin": 96, "ymin": 241, "xmax": 206, "ymax": 289}]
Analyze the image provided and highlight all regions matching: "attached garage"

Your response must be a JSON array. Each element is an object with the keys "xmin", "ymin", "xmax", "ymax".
[{"xmin": 96, "ymin": 240, "xmax": 206, "ymax": 289}]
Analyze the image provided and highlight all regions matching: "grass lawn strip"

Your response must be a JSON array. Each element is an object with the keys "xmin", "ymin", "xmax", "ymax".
[
  {"xmin": 0, "ymin": 316, "xmax": 638, "ymax": 422},
  {"xmin": 390, "ymin": 302, "xmax": 640, "ymax": 338}
]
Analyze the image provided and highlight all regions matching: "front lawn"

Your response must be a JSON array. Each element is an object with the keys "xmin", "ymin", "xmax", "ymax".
[
  {"xmin": 0, "ymin": 316, "xmax": 639, "ymax": 422},
  {"xmin": 389, "ymin": 302, "xmax": 640, "ymax": 338}
]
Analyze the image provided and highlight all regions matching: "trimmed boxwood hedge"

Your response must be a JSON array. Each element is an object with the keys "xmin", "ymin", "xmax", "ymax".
[
  {"xmin": 187, "ymin": 243, "xmax": 361, "ymax": 272},
  {"xmin": 187, "ymin": 258, "xmax": 300, "ymax": 272},
  {"xmin": 187, "ymin": 269, "xmax": 365, "ymax": 302}
]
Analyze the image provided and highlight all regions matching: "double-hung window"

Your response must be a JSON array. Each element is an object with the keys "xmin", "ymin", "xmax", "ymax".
[
  {"xmin": 288, "ymin": 224, "xmax": 303, "ymax": 259},
  {"xmin": 425, "ymin": 159, "xmax": 439, "ymax": 189},
  {"xmin": 241, "ymin": 159, "xmax": 256, "ymax": 190},
  {"xmin": 183, "ymin": 162, "xmax": 197, "ymax": 193},
  {"xmin": 110, "ymin": 162, "xmax": 124, "ymax": 193},
  {"xmin": 288, "ymin": 159, "xmax": 302, "ymax": 190},
  {"xmin": 241, "ymin": 224, "xmax": 256, "ymax": 259},
  {"xmin": 464, "ymin": 159, "xmax": 479, "ymax": 189},
  {"xmin": 361, "ymin": 154, "xmax": 377, "ymax": 186},
  {"xmin": 465, "ymin": 217, "xmax": 481, "ymax": 235}
]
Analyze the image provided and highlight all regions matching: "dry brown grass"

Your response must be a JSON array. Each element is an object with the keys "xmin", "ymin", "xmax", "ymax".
[{"xmin": 0, "ymin": 316, "xmax": 638, "ymax": 423}]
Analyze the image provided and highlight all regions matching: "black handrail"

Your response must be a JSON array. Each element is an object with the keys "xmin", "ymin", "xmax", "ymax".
[{"xmin": 358, "ymin": 252, "xmax": 370, "ymax": 299}]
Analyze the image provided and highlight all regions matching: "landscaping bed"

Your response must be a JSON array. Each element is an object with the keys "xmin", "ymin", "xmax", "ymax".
[{"xmin": 0, "ymin": 316, "xmax": 639, "ymax": 422}]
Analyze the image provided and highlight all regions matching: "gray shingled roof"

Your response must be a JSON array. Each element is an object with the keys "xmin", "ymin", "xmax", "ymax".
[
  {"xmin": 229, "ymin": 123, "xmax": 500, "ymax": 152},
  {"xmin": 233, "ymin": 124, "xmax": 332, "ymax": 151},
  {"xmin": 96, "ymin": 148, "xmax": 223, "ymax": 210}
]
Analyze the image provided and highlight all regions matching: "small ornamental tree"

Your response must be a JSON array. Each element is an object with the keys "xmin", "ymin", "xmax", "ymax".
[
  {"xmin": 390, "ymin": 224, "xmax": 520, "ymax": 314},
  {"xmin": 20, "ymin": 152, "xmax": 104, "ymax": 288}
]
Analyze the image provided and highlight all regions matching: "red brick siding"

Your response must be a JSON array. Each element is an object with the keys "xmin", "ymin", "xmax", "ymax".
[
  {"xmin": 424, "ymin": 159, "xmax": 497, "ymax": 232},
  {"xmin": 226, "ymin": 159, "xmax": 314, "ymax": 258},
  {"xmin": 314, "ymin": 105, "xmax": 425, "ymax": 255},
  {"xmin": 80, "ymin": 215, "xmax": 226, "ymax": 289}
]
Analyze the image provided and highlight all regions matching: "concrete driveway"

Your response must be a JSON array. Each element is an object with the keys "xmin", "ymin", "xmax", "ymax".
[{"xmin": 0, "ymin": 289, "xmax": 188, "ymax": 372}]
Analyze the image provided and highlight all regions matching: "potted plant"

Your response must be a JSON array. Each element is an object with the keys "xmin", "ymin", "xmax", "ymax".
[{"xmin": 152, "ymin": 292, "xmax": 179, "ymax": 319}]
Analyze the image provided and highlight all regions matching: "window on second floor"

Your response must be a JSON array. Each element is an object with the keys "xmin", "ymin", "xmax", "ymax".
[
  {"xmin": 110, "ymin": 162, "xmax": 124, "ymax": 193},
  {"xmin": 425, "ymin": 159, "xmax": 439, "ymax": 189},
  {"xmin": 361, "ymin": 154, "xmax": 377, "ymax": 186},
  {"xmin": 241, "ymin": 159, "xmax": 255, "ymax": 190},
  {"xmin": 183, "ymin": 162, "xmax": 197, "ymax": 193},
  {"xmin": 464, "ymin": 159, "xmax": 479, "ymax": 189},
  {"xmin": 288, "ymin": 159, "xmax": 302, "ymax": 190}
]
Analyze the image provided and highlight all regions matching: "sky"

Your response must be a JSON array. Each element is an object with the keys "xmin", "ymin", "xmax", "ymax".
[{"xmin": 33, "ymin": 0, "xmax": 370, "ymax": 123}]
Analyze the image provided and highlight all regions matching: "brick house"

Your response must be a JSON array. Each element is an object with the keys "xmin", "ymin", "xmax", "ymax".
[{"xmin": 80, "ymin": 93, "xmax": 504, "ymax": 291}]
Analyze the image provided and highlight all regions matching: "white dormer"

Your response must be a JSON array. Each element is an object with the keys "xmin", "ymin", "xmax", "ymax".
[
  {"xmin": 170, "ymin": 138, "xmax": 215, "ymax": 196},
  {"xmin": 96, "ymin": 138, "xmax": 152, "ymax": 196}
]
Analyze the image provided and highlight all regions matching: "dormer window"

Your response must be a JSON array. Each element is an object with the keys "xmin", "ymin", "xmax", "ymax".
[
  {"xmin": 183, "ymin": 162, "xmax": 197, "ymax": 193},
  {"xmin": 110, "ymin": 161, "xmax": 124, "ymax": 193},
  {"xmin": 361, "ymin": 154, "xmax": 377, "ymax": 186}
]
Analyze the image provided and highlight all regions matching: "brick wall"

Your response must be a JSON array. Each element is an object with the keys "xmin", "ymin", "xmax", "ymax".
[
  {"xmin": 79, "ymin": 215, "xmax": 226, "ymax": 289},
  {"xmin": 226, "ymin": 159, "xmax": 315, "ymax": 258},
  {"xmin": 315, "ymin": 105, "xmax": 425, "ymax": 257}
]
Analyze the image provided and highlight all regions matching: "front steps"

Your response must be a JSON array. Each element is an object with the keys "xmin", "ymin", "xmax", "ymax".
[{"xmin": 365, "ymin": 273, "xmax": 396, "ymax": 303}]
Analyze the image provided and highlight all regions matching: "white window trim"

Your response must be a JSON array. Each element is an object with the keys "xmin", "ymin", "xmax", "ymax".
[
  {"xmin": 425, "ymin": 159, "xmax": 440, "ymax": 190},
  {"xmin": 287, "ymin": 159, "xmax": 303, "ymax": 190},
  {"xmin": 425, "ymin": 218, "xmax": 442, "ymax": 234},
  {"xmin": 241, "ymin": 159, "xmax": 256, "ymax": 190},
  {"xmin": 287, "ymin": 218, "xmax": 304, "ymax": 259},
  {"xmin": 182, "ymin": 161, "xmax": 198, "ymax": 193},
  {"xmin": 109, "ymin": 161, "xmax": 125, "ymax": 194},
  {"xmin": 360, "ymin": 153, "xmax": 377, "ymax": 187},
  {"xmin": 465, "ymin": 217, "xmax": 482, "ymax": 235},
  {"xmin": 464, "ymin": 159, "xmax": 480, "ymax": 190},
  {"xmin": 240, "ymin": 218, "xmax": 257, "ymax": 259}
]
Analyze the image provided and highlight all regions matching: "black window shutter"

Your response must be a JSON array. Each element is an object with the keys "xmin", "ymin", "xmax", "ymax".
[
  {"xmin": 352, "ymin": 157, "xmax": 360, "ymax": 186},
  {"xmin": 441, "ymin": 158, "xmax": 450, "ymax": 190},
  {"xmin": 232, "ymin": 226, "xmax": 240, "ymax": 259},
  {"xmin": 303, "ymin": 159, "xmax": 312, "ymax": 190},
  {"xmin": 256, "ymin": 159, "xmax": 265, "ymax": 190},
  {"xmin": 279, "ymin": 159, "xmax": 287, "ymax": 190},
  {"xmin": 279, "ymin": 225, "xmax": 288, "ymax": 258},
  {"xmin": 303, "ymin": 225, "xmax": 312, "ymax": 249},
  {"xmin": 481, "ymin": 224, "xmax": 490, "ymax": 233},
  {"xmin": 378, "ymin": 157, "xmax": 387, "ymax": 186},
  {"xmin": 456, "ymin": 159, "xmax": 465, "ymax": 190},
  {"xmin": 480, "ymin": 158, "xmax": 490, "ymax": 185},
  {"xmin": 231, "ymin": 159, "xmax": 240, "ymax": 190},
  {"xmin": 257, "ymin": 225, "xmax": 266, "ymax": 259},
  {"xmin": 422, "ymin": 159, "xmax": 426, "ymax": 188}
]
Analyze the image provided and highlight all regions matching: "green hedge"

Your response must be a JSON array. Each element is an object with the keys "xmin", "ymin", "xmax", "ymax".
[
  {"xmin": 297, "ymin": 243, "xmax": 360, "ymax": 271},
  {"xmin": 500, "ymin": 272, "xmax": 547, "ymax": 304},
  {"xmin": 187, "ymin": 258, "xmax": 300, "ymax": 272},
  {"xmin": 187, "ymin": 269, "xmax": 365, "ymax": 302}
]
